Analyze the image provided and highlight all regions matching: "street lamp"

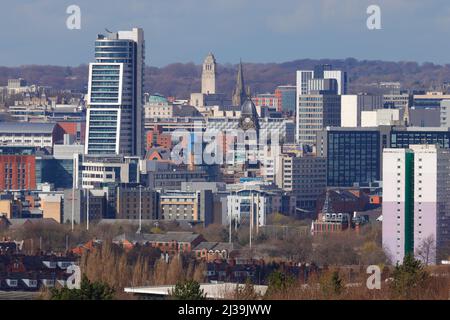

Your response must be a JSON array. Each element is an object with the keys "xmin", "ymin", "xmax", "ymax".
[{"xmin": 136, "ymin": 185, "xmax": 142, "ymax": 234}]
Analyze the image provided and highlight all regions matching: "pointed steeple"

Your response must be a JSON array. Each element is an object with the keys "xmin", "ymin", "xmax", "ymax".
[{"xmin": 232, "ymin": 59, "xmax": 247, "ymax": 106}]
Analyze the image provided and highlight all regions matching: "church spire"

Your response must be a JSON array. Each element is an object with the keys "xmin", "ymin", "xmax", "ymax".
[{"xmin": 232, "ymin": 59, "xmax": 247, "ymax": 106}]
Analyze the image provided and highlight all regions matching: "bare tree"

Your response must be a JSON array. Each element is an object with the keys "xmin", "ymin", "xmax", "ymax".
[{"xmin": 415, "ymin": 235, "xmax": 436, "ymax": 266}]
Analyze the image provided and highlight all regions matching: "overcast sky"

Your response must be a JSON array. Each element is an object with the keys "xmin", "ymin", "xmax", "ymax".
[{"xmin": 1, "ymin": 0, "xmax": 450, "ymax": 67}]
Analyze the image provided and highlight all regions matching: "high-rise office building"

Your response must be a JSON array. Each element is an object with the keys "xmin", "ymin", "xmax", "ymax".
[
  {"xmin": 383, "ymin": 145, "xmax": 450, "ymax": 265},
  {"xmin": 323, "ymin": 70, "xmax": 347, "ymax": 96},
  {"xmin": 296, "ymin": 94, "xmax": 341, "ymax": 146},
  {"xmin": 317, "ymin": 127, "xmax": 385, "ymax": 187},
  {"xmin": 296, "ymin": 65, "xmax": 347, "ymax": 97},
  {"xmin": 296, "ymin": 70, "xmax": 314, "ymax": 96},
  {"xmin": 275, "ymin": 153, "xmax": 326, "ymax": 209},
  {"xmin": 85, "ymin": 28, "xmax": 145, "ymax": 156},
  {"xmin": 317, "ymin": 125, "xmax": 450, "ymax": 188},
  {"xmin": 295, "ymin": 65, "xmax": 347, "ymax": 144}
]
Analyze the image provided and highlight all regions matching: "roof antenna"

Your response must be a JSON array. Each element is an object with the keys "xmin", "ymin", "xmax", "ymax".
[{"xmin": 105, "ymin": 28, "xmax": 113, "ymax": 33}]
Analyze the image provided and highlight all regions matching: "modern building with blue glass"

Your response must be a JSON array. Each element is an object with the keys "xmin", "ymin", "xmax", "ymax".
[
  {"xmin": 317, "ymin": 126, "xmax": 450, "ymax": 187},
  {"xmin": 275, "ymin": 85, "xmax": 296, "ymax": 114},
  {"xmin": 85, "ymin": 28, "xmax": 145, "ymax": 157}
]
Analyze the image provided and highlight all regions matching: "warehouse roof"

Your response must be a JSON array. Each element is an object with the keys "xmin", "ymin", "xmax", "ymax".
[
  {"xmin": 124, "ymin": 283, "xmax": 268, "ymax": 299},
  {"xmin": 113, "ymin": 231, "xmax": 203, "ymax": 244},
  {"xmin": 0, "ymin": 122, "xmax": 57, "ymax": 134}
]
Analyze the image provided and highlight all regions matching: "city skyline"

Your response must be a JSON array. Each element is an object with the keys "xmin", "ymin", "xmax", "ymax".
[
  {"xmin": 2, "ymin": 0, "xmax": 450, "ymax": 67},
  {"xmin": 2, "ymin": 1, "xmax": 450, "ymax": 303}
]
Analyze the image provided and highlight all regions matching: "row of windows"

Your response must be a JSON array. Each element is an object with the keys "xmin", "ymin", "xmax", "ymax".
[
  {"xmin": 95, "ymin": 47, "xmax": 130, "ymax": 52},
  {"xmin": 91, "ymin": 64, "xmax": 121, "ymax": 69},
  {"xmin": 95, "ymin": 41, "xmax": 132, "ymax": 46},
  {"xmin": 95, "ymin": 53, "xmax": 132, "ymax": 58}
]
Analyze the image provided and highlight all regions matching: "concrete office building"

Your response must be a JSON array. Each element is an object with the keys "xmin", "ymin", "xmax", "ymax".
[
  {"xmin": 413, "ymin": 91, "xmax": 450, "ymax": 109},
  {"xmin": 63, "ymin": 188, "xmax": 106, "ymax": 224},
  {"xmin": 361, "ymin": 109, "xmax": 400, "ymax": 127},
  {"xmin": 75, "ymin": 154, "xmax": 141, "ymax": 189},
  {"xmin": 409, "ymin": 108, "xmax": 441, "ymax": 127},
  {"xmin": 341, "ymin": 95, "xmax": 360, "ymax": 127},
  {"xmin": 296, "ymin": 66, "xmax": 347, "ymax": 97},
  {"xmin": 0, "ymin": 122, "xmax": 64, "ymax": 149},
  {"xmin": 296, "ymin": 66, "xmax": 345, "ymax": 145},
  {"xmin": 227, "ymin": 189, "xmax": 271, "ymax": 227},
  {"xmin": 181, "ymin": 181, "xmax": 228, "ymax": 225},
  {"xmin": 383, "ymin": 145, "xmax": 450, "ymax": 265},
  {"xmin": 159, "ymin": 190, "xmax": 213, "ymax": 226},
  {"xmin": 85, "ymin": 28, "xmax": 145, "ymax": 156},
  {"xmin": 63, "ymin": 188, "xmax": 83, "ymax": 224},
  {"xmin": 341, "ymin": 94, "xmax": 384, "ymax": 127},
  {"xmin": 275, "ymin": 154, "xmax": 327, "ymax": 210},
  {"xmin": 145, "ymin": 164, "xmax": 211, "ymax": 190},
  {"xmin": 296, "ymin": 70, "xmax": 314, "ymax": 97},
  {"xmin": 317, "ymin": 127, "xmax": 391, "ymax": 187},
  {"xmin": 116, "ymin": 187, "xmax": 159, "ymax": 220},
  {"xmin": 323, "ymin": 70, "xmax": 347, "ymax": 96},
  {"xmin": 297, "ymin": 94, "xmax": 341, "ymax": 146},
  {"xmin": 389, "ymin": 126, "xmax": 450, "ymax": 149},
  {"xmin": 307, "ymin": 79, "xmax": 338, "ymax": 94},
  {"xmin": 383, "ymin": 93, "xmax": 411, "ymax": 110},
  {"xmin": 318, "ymin": 126, "xmax": 450, "ymax": 188},
  {"xmin": 441, "ymin": 99, "xmax": 450, "ymax": 127}
]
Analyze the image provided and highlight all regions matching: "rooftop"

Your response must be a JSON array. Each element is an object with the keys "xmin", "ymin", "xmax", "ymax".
[
  {"xmin": 124, "ymin": 282, "xmax": 267, "ymax": 299},
  {"xmin": 194, "ymin": 242, "xmax": 234, "ymax": 251},
  {"xmin": 0, "ymin": 122, "xmax": 57, "ymax": 134},
  {"xmin": 114, "ymin": 231, "xmax": 203, "ymax": 244}
]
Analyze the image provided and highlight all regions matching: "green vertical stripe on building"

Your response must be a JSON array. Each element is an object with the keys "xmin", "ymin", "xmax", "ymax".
[{"xmin": 404, "ymin": 152, "xmax": 414, "ymax": 256}]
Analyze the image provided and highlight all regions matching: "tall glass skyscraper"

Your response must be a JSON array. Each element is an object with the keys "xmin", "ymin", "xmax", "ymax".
[{"xmin": 85, "ymin": 28, "xmax": 145, "ymax": 157}]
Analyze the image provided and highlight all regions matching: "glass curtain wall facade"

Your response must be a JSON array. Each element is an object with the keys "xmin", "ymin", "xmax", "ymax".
[
  {"xmin": 327, "ymin": 131, "xmax": 381, "ymax": 187},
  {"xmin": 86, "ymin": 28, "xmax": 145, "ymax": 156},
  {"xmin": 390, "ymin": 131, "xmax": 450, "ymax": 149}
]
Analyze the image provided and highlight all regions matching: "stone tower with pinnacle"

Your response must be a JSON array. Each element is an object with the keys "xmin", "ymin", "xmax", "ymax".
[{"xmin": 201, "ymin": 52, "xmax": 216, "ymax": 94}]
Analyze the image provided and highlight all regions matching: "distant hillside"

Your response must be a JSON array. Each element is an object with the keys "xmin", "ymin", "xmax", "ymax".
[{"xmin": 2, "ymin": 58, "xmax": 450, "ymax": 99}]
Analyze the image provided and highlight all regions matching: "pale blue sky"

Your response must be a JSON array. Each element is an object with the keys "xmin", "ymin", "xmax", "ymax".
[{"xmin": 1, "ymin": 0, "xmax": 450, "ymax": 67}]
